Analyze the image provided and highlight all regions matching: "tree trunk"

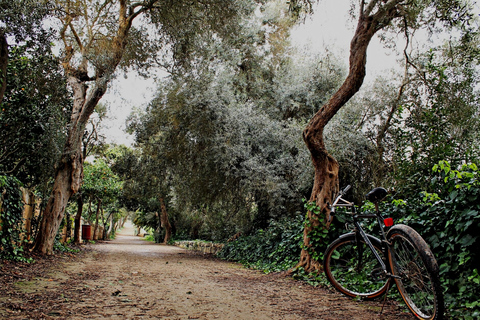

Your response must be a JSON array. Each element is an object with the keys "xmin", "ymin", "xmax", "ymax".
[
  {"xmin": 64, "ymin": 211, "xmax": 71, "ymax": 242},
  {"xmin": 0, "ymin": 30, "xmax": 7, "ymax": 103},
  {"xmin": 20, "ymin": 188, "xmax": 35, "ymax": 242},
  {"xmin": 106, "ymin": 213, "xmax": 114, "ymax": 239},
  {"xmin": 73, "ymin": 194, "xmax": 83, "ymax": 243},
  {"xmin": 103, "ymin": 210, "xmax": 113, "ymax": 240},
  {"xmin": 33, "ymin": 75, "xmax": 108, "ymax": 254},
  {"xmin": 32, "ymin": 0, "xmax": 140, "ymax": 253},
  {"xmin": 295, "ymin": 2, "xmax": 402, "ymax": 273},
  {"xmin": 160, "ymin": 198, "xmax": 172, "ymax": 244},
  {"xmin": 92, "ymin": 198, "xmax": 102, "ymax": 240},
  {"xmin": 34, "ymin": 161, "xmax": 77, "ymax": 253}
]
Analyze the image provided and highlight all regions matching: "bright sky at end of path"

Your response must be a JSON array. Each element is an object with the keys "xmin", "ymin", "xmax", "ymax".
[
  {"xmin": 100, "ymin": 1, "xmax": 402, "ymax": 147},
  {"xmin": 102, "ymin": 73, "xmax": 156, "ymax": 147}
]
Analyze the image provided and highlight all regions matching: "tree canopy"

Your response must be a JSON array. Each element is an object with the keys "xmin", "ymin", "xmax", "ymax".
[{"xmin": 2, "ymin": 0, "xmax": 480, "ymax": 317}]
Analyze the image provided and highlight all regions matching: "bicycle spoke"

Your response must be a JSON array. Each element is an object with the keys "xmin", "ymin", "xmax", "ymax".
[
  {"xmin": 324, "ymin": 234, "xmax": 388, "ymax": 299},
  {"xmin": 389, "ymin": 226, "xmax": 443, "ymax": 320}
]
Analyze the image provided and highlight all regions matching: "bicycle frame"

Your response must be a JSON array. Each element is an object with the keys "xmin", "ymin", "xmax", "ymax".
[
  {"xmin": 330, "ymin": 187, "xmax": 394, "ymax": 280},
  {"xmin": 326, "ymin": 186, "xmax": 444, "ymax": 319}
]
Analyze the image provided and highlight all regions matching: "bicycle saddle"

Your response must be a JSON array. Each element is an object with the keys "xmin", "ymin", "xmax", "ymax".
[{"xmin": 366, "ymin": 187, "xmax": 388, "ymax": 203}]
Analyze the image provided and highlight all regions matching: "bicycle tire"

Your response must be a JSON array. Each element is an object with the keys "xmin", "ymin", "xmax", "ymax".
[
  {"xmin": 387, "ymin": 224, "xmax": 444, "ymax": 320},
  {"xmin": 323, "ymin": 232, "xmax": 389, "ymax": 299}
]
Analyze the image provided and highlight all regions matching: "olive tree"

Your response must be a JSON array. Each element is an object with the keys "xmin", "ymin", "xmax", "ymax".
[
  {"xmin": 295, "ymin": 0, "xmax": 477, "ymax": 272},
  {"xmin": 129, "ymin": 0, "xmax": 344, "ymax": 240},
  {"xmin": 34, "ymin": 0, "xmax": 262, "ymax": 254}
]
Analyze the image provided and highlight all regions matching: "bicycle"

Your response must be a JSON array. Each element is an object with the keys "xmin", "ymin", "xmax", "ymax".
[{"xmin": 323, "ymin": 185, "xmax": 444, "ymax": 320}]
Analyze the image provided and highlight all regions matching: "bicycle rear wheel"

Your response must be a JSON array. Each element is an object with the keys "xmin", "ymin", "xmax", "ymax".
[
  {"xmin": 387, "ymin": 224, "xmax": 444, "ymax": 320},
  {"xmin": 323, "ymin": 233, "xmax": 389, "ymax": 299}
]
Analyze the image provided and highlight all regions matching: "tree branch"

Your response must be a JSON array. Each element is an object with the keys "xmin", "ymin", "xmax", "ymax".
[
  {"xmin": 364, "ymin": 0, "xmax": 379, "ymax": 17},
  {"xmin": 68, "ymin": 22, "xmax": 84, "ymax": 52}
]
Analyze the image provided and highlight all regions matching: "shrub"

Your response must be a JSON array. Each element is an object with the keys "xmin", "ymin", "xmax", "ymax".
[
  {"xmin": 381, "ymin": 161, "xmax": 480, "ymax": 319},
  {"xmin": 0, "ymin": 175, "xmax": 29, "ymax": 262},
  {"xmin": 217, "ymin": 215, "xmax": 304, "ymax": 273}
]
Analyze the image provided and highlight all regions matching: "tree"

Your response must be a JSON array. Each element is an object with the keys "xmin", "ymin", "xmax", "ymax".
[
  {"xmin": 34, "ymin": 0, "xmax": 261, "ymax": 253},
  {"xmin": 296, "ymin": 0, "xmax": 476, "ymax": 272},
  {"xmin": 112, "ymin": 145, "xmax": 174, "ymax": 243},
  {"xmin": 0, "ymin": 45, "xmax": 69, "ymax": 187},
  {"xmin": 0, "ymin": 0, "xmax": 52, "ymax": 102},
  {"xmin": 127, "ymin": 0, "xmax": 346, "ymax": 241},
  {"xmin": 81, "ymin": 159, "xmax": 122, "ymax": 239},
  {"xmin": 72, "ymin": 104, "xmax": 108, "ymax": 243},
  {"xmin": 390, "ymin": 37, "xmax": 480, "ymax": 196}
]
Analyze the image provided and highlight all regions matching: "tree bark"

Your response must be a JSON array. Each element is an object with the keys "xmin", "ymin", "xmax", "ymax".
[
  {"xmin": 0, "ymin": 30, "xmax": 8, "ymax": 103},
  {"xmin": 33, "ymin": 74, "xmax": 109, "ymax": 253},
  {"xmin": 102, "ymin": 210, "xmax": 113, "ymax": 240},
  {"xmin": 73, "ymin": 194, "xmax": 83, "ymax": 243},
  {"xmin": 32, "ymin": 0, "xmax": 140, "ymax": 253},
  {"xmin": 92, "ymin": 198, "xmax": 102, "ymax": 240},
  {"xmin": 296, "ymin": 0, "xmax": 403, "ymax": 273},
  {"xmin": 34, "ymin": 159, "xmax": 77, "ymax": 253},
  {"xmin": 64, "ymin": 211, "xmax": 71, "ymax": 242},
  {"xmin": 21, "ymin": 188, "xmax": 35, "ymax": 242},
  {"xmin": 160, "ymin": 198, "xmax": 172, "ymax": 244}
]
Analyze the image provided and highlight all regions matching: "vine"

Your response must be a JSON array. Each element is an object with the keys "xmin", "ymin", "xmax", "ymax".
[
  {"xmin": 0, "ymin": 175, "xmax": 30, "ymax": 262},
  {"xmin": 302, "ymin": 199, "xmax": 330, "ymax": 262}
]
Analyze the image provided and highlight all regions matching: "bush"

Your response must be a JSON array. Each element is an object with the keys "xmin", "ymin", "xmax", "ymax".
[
  {"xmin": 217, "ymin": 215, "xmax": 304, "ymax": 273},
  {"xmin": 381, "ymin": 161, "xmax": 480, "ymax": 319},
  {"xmin": 219, "ymin": 161, "xmax": 480, "ymax": 318},
  {"xmin": 0, "ymin": 175, "xmax": 29, "ymax": 262}
]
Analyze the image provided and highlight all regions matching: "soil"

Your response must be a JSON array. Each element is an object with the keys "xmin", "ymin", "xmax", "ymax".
[{"xmin": 0, "ymin": 223, "xmax": 413, "ymax": 320}]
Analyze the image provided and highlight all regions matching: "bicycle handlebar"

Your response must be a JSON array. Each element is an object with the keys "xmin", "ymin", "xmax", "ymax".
[
  {"xmin": 341, "ymin": 185, "xmax": 351, "ymax": 195},
  {"xmin": 331, "ymin": 185, "xmax": 353, "ymax": 212}
]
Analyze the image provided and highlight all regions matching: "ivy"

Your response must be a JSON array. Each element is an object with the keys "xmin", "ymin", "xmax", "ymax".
[
  {"xmin": 0, "ymin": 175, "xmax": 31, "ymax": 262},
  {"xmin": 380, "ymin": 160, "xmax": 480, "ymax": 319},
  {"xmin": 302, "ymin": 199, "xmax": 330, "ymax": 262},
  {"xmin": 217, "ymin": 215, "xmax": 304, "ymax": 273}
]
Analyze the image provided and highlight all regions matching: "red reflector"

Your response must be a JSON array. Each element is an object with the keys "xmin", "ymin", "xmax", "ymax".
[{"xmin": 384, "ymin": 217, "xmax": 394, "ymax": 227}]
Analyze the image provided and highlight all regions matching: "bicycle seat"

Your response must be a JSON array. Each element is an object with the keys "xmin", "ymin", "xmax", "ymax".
[{"xmin": 366, "ymin": 187, "xmax": 388, "ymax": 203}]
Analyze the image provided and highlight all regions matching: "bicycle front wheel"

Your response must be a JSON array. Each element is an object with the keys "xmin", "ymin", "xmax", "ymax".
[
  {"xmin": 387, "ymin": 224, "xmax": 444, "ymax": 320},
  {"xmin": 323, "ymin": 233, "xmax": 389, "ymax": 299}
]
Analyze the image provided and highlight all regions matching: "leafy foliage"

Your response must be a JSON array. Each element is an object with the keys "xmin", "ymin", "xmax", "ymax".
[
  {"xmin": 325, "ymin": 28, "xmax": 480, "ymax": 202},
  {"xmin": 380, "ymin": 161, "xmax": 480, "ymax": 319},
  {"xmin": 0, "ymin": 44, "xmax": 69, "ymax": 187},
  {"xmin": 301, "ymin": 200, "xmax": 331, "ymax": 262},
  {"xmin": 83, "ymin": 159, "xmax": 123, "ymax": 202},
  {"xmin": 218, "ymin": 215, "xmax": 304, "ymax": 273},
  {"xmin": 0, "ymin": 0, "xmax": 51, "ymax": 42},
  {"xmin": 0, "ymin": 175, "xmax": 30, "ymax": 262},
  {"xmin": 79, "ymin": 158, "xmax": 123, "ymax": 234},
  {"xmin": 127, "ymin": 1, "xmax": 344, "ymax": 241},
  {"xmin": 390, "ymin": 45, "xmax": 480, "ymax": 196}
]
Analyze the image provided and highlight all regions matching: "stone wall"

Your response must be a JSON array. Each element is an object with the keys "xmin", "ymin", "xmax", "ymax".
[{"xmin": 174, "ymin": 240, "xmax": 224, "ymax": 255}]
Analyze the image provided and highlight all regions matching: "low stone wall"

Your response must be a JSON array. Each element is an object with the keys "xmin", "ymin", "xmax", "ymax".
[{"xmin": 174, "ymin": 240, "xmax": 224, "ymax": 255}]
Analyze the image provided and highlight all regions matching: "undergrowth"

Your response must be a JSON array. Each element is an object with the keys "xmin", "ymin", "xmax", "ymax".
[
  {"xmin": 0, "ymin": 175, "xmax": 31, "ymax": 262},
  {"xmin": 218, "ymin": 161, "xmax": 480, "ymax": 319},
  {"xmin": 217, "ymin": 215, "xmax": 304, "ymax": 273}
]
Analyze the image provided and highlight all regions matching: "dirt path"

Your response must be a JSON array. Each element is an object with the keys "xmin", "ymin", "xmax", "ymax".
[{"xmin": 1, "ymin": 223, "xmax": 412, "ymax": 319}]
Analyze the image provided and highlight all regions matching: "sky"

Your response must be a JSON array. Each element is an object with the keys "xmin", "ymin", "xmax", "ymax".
[
  {"xmin": 100, "ymin": 1, "xmax": 403, "ymax": 146},
  {"xmin": 100, "ymin": 73, "xmax": 155, "ymax": 146}
]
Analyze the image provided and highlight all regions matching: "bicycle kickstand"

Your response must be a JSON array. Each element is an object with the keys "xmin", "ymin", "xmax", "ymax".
[{"xmin": 380, "ymin": 278, "xmax": 394, "ymax": 315}]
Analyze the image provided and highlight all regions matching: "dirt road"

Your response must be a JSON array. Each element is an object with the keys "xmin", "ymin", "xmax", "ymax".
[{"xmin": 1, "ymin": 223, "xmax": 412, "ymax": 319}]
